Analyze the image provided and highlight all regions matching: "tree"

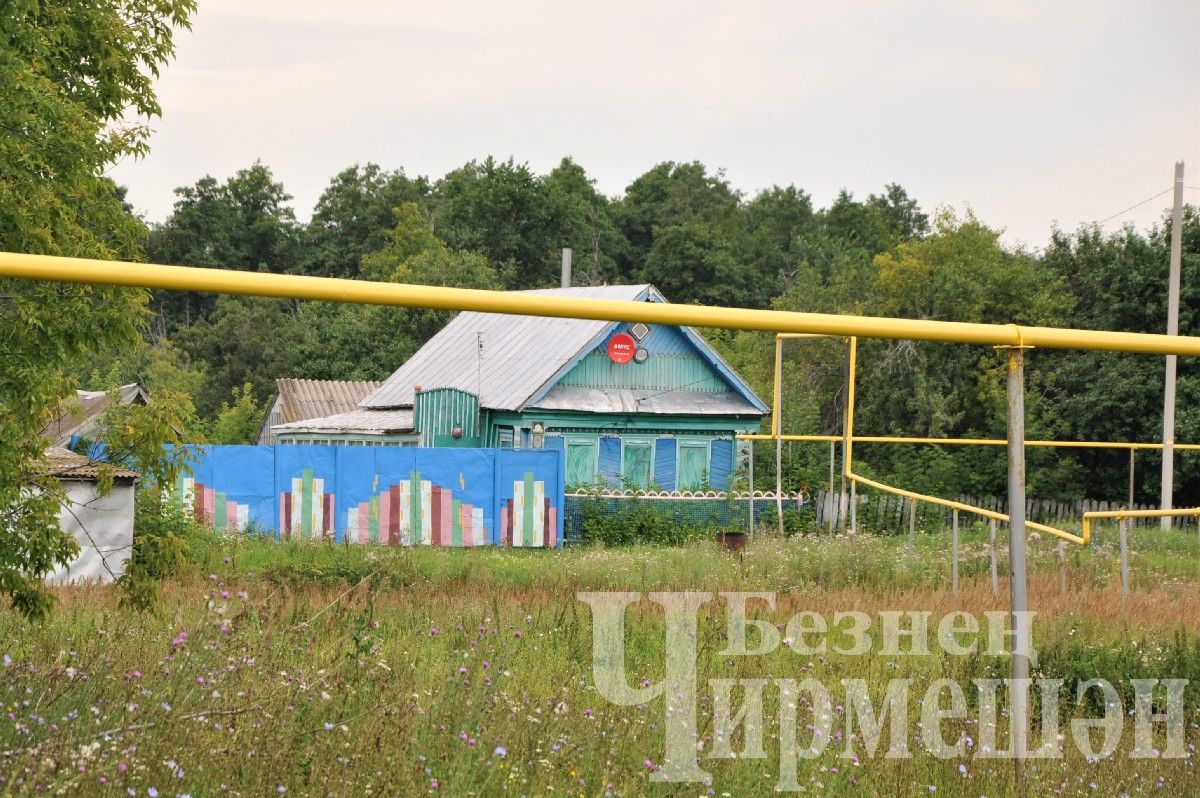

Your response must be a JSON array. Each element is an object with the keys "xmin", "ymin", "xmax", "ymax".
[
  {"xmin": 544, "ymin": 158, "xmax": 625, "ymax": 286},
  {"xmin": 210, "ymin": 382, "xmax": 268, "ymax": 444},
  {"xmin": 360, "ymin": 202, "xmax": 443, "ymax": 281},
  {"xmin": 146, "ymin": 162, "xmax": 299, "ymax": 328},
  {"xmin": 0, "ymin": 0, "xmax": 196, "ymax": 618},
  {"xmin": 614, "ymin": 160, "xmax": 744, "ymax": 294},
  {"xmin": 301, "ymin": 163, "xmax": 429, "ymax": 278},
  {"xmin": 1041, "ymin": 209, "xmax": 1200, "ymax": 502},
  {"xmin": 432, "ymin": 157, "xmax": 562, "ymax": 289},
  {"xmin": 178, "ymin": 295, "xmax": 308, "ymax": 417}
]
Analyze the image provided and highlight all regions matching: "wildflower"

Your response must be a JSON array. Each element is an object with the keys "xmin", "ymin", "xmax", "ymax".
[
  {"xmin": 324, "ymin": 722, "xmax": 334, "ymax": 731},
  {"xmin": 458, "ymin": 666, "xmax": 467, "ymax": 675},
  {"xmin": 161, "ymin": 702, "xmax": 171, "ymax": 712},
  {"xmin": 196, "ymin": 676, "xmax": 205, "ymax": 685},
  {"xmin": 429, "ymin": 627, "xmax": 438, "ymax": 637},
  {"xmin": 583, "ymin": 708, "xmax": 593, "ymax": 719},
  {"xmin": 148, "ymin": 788, "xmax": 159, "ymax": 797},
  {"xmin": 514, "ymin": 631, "xmax": 523, "ymax": 639},
  {"xmin": 643, "ymin": 759, "xmax": 656, "ymax": 771},
  {"xmin": 430, "ymin": 779, "xmax": 439, "ymax": 790},
  {"xmin": 208, "ymin": 574, "xmax": 218, "ymax": 582},
  {"xmin": 220, "ymin": 591, "xmax": 229, "ymax": 599},
  {"xmin": 223, "ymin": 556, "xmax": 231, "ymax": 564},
  {"xmin": 118, "ymin": 762, "xmax": 128, "ymax": 773},
  {"xmin": 277, "ymin": 787, "xmax": 286, "ymax": 794},
  {"xmin": 171, "ymin": 631, "xmax": 188, "ymax": 648},
  {"xmin": 494, "ymin": 746, "xmax": 507, "ymax": 757},
  {"xmin": 2, "ymin": 655, "xmax": 9, "ymax": 667},
  {"xmin": 481, "ymin": 660, "xmax": 490, "ymax": 669}
]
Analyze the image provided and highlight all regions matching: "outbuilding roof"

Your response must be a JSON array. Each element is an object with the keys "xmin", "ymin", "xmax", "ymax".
[
  {"xmin": 42, "ymin": 447, "xmax": 139, "ymax": 482},
  {"xmin": 359, "ymin": 285, "xmax": 767, "ymax": 415},
  {"xmin": 274, "ymin": 379, "xmax": 382, "ymax": 425},
  {"xmin": 41, "ymin": 383, "xmax": 148, "ymax": 446}
]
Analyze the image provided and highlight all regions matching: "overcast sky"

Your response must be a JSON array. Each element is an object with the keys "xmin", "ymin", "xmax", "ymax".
[{"xmin": 111, "ymin": 1, "xmax": 1200, "ymax": 249}]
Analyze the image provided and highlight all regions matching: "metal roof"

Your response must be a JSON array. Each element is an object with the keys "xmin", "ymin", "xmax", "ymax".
[
  {"xmin": 275, "ymin": 379, "xmax": 381, "ymax": 425},
  {"xmin": 272, "ymin": 408, "xmax": 415, "ymax": 435},
  {"xmin": 360, "ymin": 284, "xmax": 765, "ymax": 414},
  {"xmin": 42, "ymin": 447, "xmax": 139, "ymax": 481}
]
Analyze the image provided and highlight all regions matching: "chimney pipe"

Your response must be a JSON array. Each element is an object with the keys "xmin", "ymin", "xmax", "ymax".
[{"xmin": 561, "ymin": 248, "xmax": 572, "ymax": 288}]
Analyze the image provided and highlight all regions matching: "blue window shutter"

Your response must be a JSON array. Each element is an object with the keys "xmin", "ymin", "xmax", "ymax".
[
  {"xmin": 598, "ymin": 436, "xmax": 621, "ymax": 485},
  {"xmin": 710, "ymin": 438, "xmax": 733, "ymax": 489},
  {"xmin": 654, "ymin": 437, "xmax": 676, "ymax": 491}
]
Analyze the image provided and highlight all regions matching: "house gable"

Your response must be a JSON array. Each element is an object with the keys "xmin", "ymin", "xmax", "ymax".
[{"xmin": 526, "ymin": 321, "xmax": 767, "ymax": 415}]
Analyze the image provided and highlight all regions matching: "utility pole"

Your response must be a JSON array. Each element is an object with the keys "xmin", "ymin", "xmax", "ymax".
[
  {"xmin": 1161, "ymin": 162, "xmax": 1185, "ymax": 529},
  {"xmin": 561, "ymin": 248, "xmax": 572, "ymax": 289},
  {"xmin": 1003, "ymin": 346, "xmax": 1031, "ymax": 793}
]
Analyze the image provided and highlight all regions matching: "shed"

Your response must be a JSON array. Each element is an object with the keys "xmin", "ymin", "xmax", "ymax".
[
  {"xmin": 42, "ymin": 447, "xmax": 139, "ymax": 584},
  {"xmin": 258, "ymin": 379, "xmax": 383, "ymax": 444},
  {"xmin": 41, "ymin": 383, "xmax": 148, "ymax": 447}
]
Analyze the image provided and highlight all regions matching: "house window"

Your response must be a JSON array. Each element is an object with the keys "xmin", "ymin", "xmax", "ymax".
[
  {"xmin": 498, "ymin": 427, "xmax": 514, "ymax": 449},
  {"xmin": 677, "ymin": 442, "xmax": 709, "ymax": 491},
  {"xmin": 621, "ymin": 441, "xmax": 652, "ymax": 488},
  {"xmin": 566, "ymin": 440, "xmax": 597, "ymax": 487}
]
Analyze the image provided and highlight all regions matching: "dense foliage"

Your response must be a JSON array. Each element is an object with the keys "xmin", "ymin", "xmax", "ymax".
[{"xmin": 0, "ymin": 0, "xmax": 196, "ymax": 617}]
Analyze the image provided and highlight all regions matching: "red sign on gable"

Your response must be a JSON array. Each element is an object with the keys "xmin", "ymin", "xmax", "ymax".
[{"xmin": 607, "ymin": 333, "xmax": 636, "ymax": 365}]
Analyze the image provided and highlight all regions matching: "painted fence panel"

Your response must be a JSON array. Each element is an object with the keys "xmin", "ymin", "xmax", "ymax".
[{"xmin": 175, "ymin": 446, "xmax": 564, "ymax": 547}]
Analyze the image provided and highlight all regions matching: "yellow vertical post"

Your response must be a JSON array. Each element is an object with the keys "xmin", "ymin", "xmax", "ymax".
[
  {"xmin": 774, "ymin": 337, "xmax": 784, "ymax": 536},
  {"xmin": 1128, "ymin": 447, "xmax": 1136, "ymax": 512},
  {"xmin": 951, "ymin": 508, "xmax": 959, "ymax": 591}
]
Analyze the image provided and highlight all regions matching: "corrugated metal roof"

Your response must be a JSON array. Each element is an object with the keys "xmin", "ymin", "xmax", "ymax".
[
  {"xmin": 42, "ymin": 447, "xmax": 139, "ymax": 481},
  {"xmin": 530, "ymin": 386, "xmax": 763, "ymax": 415},
  {"xmin": 276, "ymin": 379, "xmax": 382, "ymax": 425},
  {"xmin": 273, "ymin": 408, "xmax": 415, "ymax": 435},
  {"xmin": 362, "ymin": 285, "xmax": 675, "ymax": 411}
]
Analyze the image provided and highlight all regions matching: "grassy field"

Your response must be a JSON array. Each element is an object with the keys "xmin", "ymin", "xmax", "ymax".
[{"xmin": 1, "ymin": 523, "xmax": 1198, "ymax": 796}]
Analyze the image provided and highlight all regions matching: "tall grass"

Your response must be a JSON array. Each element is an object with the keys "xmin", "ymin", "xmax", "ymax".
[{"xmin": 0, "ymin": 527, "xmax": 1197, "ymax": 795}]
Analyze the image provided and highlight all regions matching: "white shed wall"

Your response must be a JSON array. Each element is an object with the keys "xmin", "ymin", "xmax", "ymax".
[{"xmin": 47, "ymin": 481, "xmax": 135, "ymax": 584}]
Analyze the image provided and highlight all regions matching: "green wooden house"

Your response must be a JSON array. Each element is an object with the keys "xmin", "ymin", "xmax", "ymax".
[{"xmin": 272, "ymin": 285, "xmax": 767, "ymax": 490}]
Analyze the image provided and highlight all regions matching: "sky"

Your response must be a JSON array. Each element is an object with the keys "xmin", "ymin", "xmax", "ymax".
[{"xmin": 110, "ymin": 1, "xmax": 1200, "ymax": 249}]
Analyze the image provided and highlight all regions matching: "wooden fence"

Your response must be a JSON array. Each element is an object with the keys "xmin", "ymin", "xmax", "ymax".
[{"xmin": 813, "ymin": 491, "xmax": 1193, "ymax": 533}]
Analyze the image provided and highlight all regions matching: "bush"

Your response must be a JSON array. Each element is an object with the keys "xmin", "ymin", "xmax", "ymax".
[
  {"xmin": 578, "ymin": 495, "xmax": 721, "ymax": 546},
  {"xmin": 118, "ymin": 488, "xmax": 210, "ymax": 611}
]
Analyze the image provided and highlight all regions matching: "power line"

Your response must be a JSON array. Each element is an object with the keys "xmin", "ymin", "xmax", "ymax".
[
  {"xmin": 1092, "ymin": 187, "xmax": 1173, "ymax": 227},
  {"xmin": 1027, "ymin": 185, "xmax": 1178, "ymax": 256}
]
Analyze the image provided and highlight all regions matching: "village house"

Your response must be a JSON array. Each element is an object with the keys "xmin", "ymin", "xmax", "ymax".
[{"xmin": 272, "ymin": 285, "xmax": 767, "ymax": 490}]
